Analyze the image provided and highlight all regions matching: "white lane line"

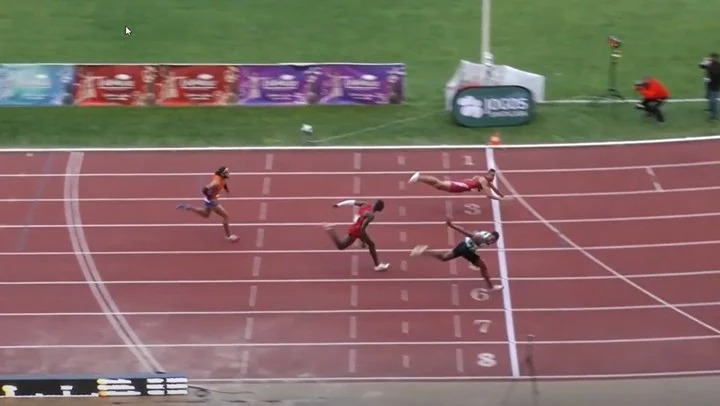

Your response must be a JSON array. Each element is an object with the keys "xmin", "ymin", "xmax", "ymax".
[
  {"xmin": 4, "ymin": 158, "xmax": 720, "ymax": 177},
  {"xmin": 3, "ymin": 301, "xmax": 720, "ymax": 316},
  {"xmin": 348, "ymin": 349, "xmax": 357, "ymax": 373},
  {"xmin": 6, "ymin": 269, "xmax": 720, "ymax": 285},
  {"xmin": 244, "ymin": 317, "xmax": 254, "ymax": 340},
  {"xmin": 349, "ymin": 316, "xmax": 357, "ymax": 339},
  {"xmin": 5, "ymin": 211, "xmax": 720, "ymax": 228},
  {"xmin": 4, "ymin": 184, "xmax": 720, "ymax": 202},
  {"xmin": 248, "ymin": 286, "xmax": 258, "ymax": 308},
  {"xmin": 453, "ymin": 315, "xmax": 462, "ymax": 338},
  {"xmin": 251, "ymin": 256, "xmax": 262, "ymax": 278},
  {"xmin": 645, "ymin": 167, "xmax": 663, "ymax": 191},
  {"xmin": 350, "ymin": 285, "xmax": 359, "ymax": 307},
  {"xmin": 3, "ymin": 334, "xmax": 719, "ymax": 349}
]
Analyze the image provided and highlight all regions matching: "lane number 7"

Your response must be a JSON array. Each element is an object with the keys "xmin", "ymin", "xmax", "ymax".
[{"xmin": 473, "ymin": 319, "xmax": 492, "ymax": 334}]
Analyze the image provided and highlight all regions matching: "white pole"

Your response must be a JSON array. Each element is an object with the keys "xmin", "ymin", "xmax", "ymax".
[{"xmin": 481, "ymin": 0, "xmax": 491, "ymax": 64}]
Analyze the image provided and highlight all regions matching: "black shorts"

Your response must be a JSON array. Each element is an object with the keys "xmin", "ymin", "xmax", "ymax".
[{"xmin": 450, "ymin": 241, "xmax": 479, "ymax": 263}]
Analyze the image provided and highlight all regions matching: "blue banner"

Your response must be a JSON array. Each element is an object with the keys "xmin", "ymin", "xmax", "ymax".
[{"xmin": 0, "ymin": 64, "xmax": 75, "ymax": 106}]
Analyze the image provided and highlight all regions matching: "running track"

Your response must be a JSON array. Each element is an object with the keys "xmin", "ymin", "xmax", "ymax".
[{"xmin": 1, "ymin": 138, "xmax": 720, "ymax": 383}]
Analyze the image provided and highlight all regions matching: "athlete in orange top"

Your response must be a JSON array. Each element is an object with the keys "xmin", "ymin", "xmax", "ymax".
[
  {"xmin": 408, "ymin": 169, "xmax": 510, "ymax": 200},
  {"xmin": 177, "ymin": 166, "xmax": 238, "ymax": 242},
  {"xmin": 323, "ymin": 199, "xmax": 389, "ymax": 272}
]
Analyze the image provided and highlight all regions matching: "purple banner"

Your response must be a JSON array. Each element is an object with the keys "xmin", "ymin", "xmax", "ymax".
[{"xmin": 235, "ymin": 63, "xmax": 405, "ymax": 106}]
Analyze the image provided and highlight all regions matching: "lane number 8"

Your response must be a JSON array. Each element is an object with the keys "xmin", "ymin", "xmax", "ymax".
[{"xmin": 477, "ymin": 353, "xmax": 497, "ymax": 367}]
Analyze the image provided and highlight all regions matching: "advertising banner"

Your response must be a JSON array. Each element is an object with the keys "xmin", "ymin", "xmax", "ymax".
[
  {"xmin": 235, "ymin": 65, "xmax": 306, "ymax": 105},
  {"xmin": 451, "ymin": 85, "xmax": 534, "ymax": 128},
  {"xmin": 0, "ymin": 64, "xmax": 75, "ymax": 106},
  {"xmin": 72, "ymin": 65, "xmax": 159, "ymax": 106},
  {"xmin": 156, "ymin": 65, "xmax": 239, "ymax": 106},
  {"xmin": 236, "ymin": 63, "xmax": 405, "ymax": 106},
  {"xmin": 0, "ymin": 63, "xmax": 405, "ymax": 107}
]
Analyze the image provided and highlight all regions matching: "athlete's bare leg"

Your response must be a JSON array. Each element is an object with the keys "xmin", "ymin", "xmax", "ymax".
[
  {"xmin": 412, "ymin": 245, "xmax": 502, "ymax": 291},
  {"xmin": 212, "ymin": 205, "xmax": 233, "ymax": 238},
  {"xmin": 409, "ymin": 172, "xmax": 451, "ymax": 192},
  {"xmin": 323, "ymin": 224, "xmax": 355, "ymax": 250},
  {"xmin": 177, "ymin": 202, "xmax": 236, "ymax": 241},
  {"xmin": 177, "ymin": 204, "xmax": 211, "ymax": 218},
  {"xmin": 358, "ymin": 233, "xmax": 389, "ymax": 271},
  {"xmin": 468, "ymin": 257, "xmax": 495, "ymax": 289},
  {"xmin": 358, "ymin": 234, "xmax": 380, "ymax": 266},
  {"xmin": 410, "ymin": 245, "xmax": 455, "ymax": 261}
]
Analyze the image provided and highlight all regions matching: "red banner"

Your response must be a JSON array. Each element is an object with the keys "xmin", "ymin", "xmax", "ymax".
[
  {"xmin": 67, "ymin": 63, "xmax": 404, "ymax": 107},
  {"xmin": 73, "ymin": 65, "xmax": 159, "ymax": 106},
  {"xmin": 155, "ymin": 65, "xmax": 239, "ymax": 106}
]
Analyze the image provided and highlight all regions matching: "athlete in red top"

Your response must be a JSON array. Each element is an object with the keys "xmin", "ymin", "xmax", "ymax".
[
  {"xmin": 323, "ymin": 199, "xmax": 389, "ymax": 272},
  {"xmin": 408, "ymin": 169, "xmax": 510, "ymax": 201},
  {"xmin": 176, "ymin": 166, "xmax": 238, "ymax": 242}
]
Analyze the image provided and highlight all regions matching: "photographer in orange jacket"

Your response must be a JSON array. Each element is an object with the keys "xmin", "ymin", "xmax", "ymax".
[{"xmin": 634, "ymin": 77, "xmax": 669, "ymax": 123}]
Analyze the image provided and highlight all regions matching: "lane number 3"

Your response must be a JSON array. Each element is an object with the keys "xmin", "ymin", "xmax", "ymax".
[{"xmin": 463, "ymin": 203, "xmax": 482, "ymax": 215}]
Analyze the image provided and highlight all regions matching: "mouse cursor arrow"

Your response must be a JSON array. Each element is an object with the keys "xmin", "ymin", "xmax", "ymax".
[{"xmin": 125, "ymin": 26, "xmax": 132, "ymax": 36}]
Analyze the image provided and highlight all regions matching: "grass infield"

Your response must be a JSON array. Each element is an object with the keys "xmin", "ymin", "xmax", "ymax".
[{"xmin": 0, "ymin": 0, "xmax": 718, "ymax": 147}]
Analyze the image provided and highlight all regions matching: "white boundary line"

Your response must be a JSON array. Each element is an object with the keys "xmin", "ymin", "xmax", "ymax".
[
  {"xmin": 1, "ymin": 134, "xmax": 720, "ymax": 152},
  {"xmin": 307, "ymin": 110, "xmax": 444, "ymax": 143},
  {"xmin": 63, "ymin": 153, "xmax": 152, "ymax": 370},
  {"xmin": 485, "ymin": 148, "xmax": 519, "ymax": 377},
  {"xmin": 189, "ymin": 369, "xmax": 720, "ymax": 381},
  {"xmin": 543, "ymin": 97, "xmax": 707, "ymax": 105},
  {"xmin": 63, "ymin": 152, "xmax": 163, "ymax": 373}
]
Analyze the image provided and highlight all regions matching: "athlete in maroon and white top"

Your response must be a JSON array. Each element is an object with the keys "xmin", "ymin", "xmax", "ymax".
[
  {"xmin": 409, "ymin": 169, "xmax": 510, "ymax": 200},
  {"xmin": 323, "ymin": 199, "xmax": 389, "ymax": 272}
]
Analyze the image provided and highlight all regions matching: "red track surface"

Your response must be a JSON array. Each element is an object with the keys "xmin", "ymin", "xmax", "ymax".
[{"xmin": 2, "ymin": 140, "xmax": 720, "ymax": 382}]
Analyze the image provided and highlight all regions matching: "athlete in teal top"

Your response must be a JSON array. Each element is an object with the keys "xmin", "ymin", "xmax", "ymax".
[{"xmin": 411, "ymin": 219, "xmax": 503, "ymax": 291}]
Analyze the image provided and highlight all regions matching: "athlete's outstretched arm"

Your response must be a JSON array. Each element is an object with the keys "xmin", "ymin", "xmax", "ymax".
[
  {"xmin": 482, "ymin": 187, "xmax": 503, "ymax": 200},
  {"xmin": 473, "ymin": 258, "xmax": 494, "ymax": 289},
  {"xmin": 333, "ymin": 199, "xmax": 367, "ymax": 207},
  {"xmin": 445, "ymin": 220, "xmax": 474, "ymax": 238},
  {"xmin": 488, "ymin": 183, "xmax": 504, "ymax": 198}
]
